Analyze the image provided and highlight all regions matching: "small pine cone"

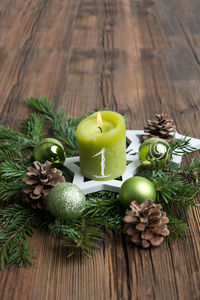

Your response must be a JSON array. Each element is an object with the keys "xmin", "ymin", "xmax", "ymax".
[
  {"xmin": 123, "ymin": 199, "xmax": 170, "ymax": 248},
  {"xmin": 141, "ymin": 113, "xmax": 176, "ymax": 143},
  {"xmin": 22, "ymin": 161, "xmax": 65, "ymax": 209}
]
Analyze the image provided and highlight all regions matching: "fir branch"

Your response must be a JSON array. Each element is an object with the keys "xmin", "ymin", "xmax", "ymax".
[
  {"xmin": 167, "ymin": 158, "xmax": 200, "ymax": 185},
  {"xmin": 25, "ymin": 97, "xmax": 81, "ymax": 156},
  {"xmin": 36, "ymin": 192, "xmax": 125, "ymax": 257},
  {"xmin": 0, "ymin": 180, "xmax": 25, "ymax": 202},
  {"xmin": 151, "ymin": 170, "xmax": 198, "ymax": 217},
  {"xmin": 0, "ymin": 157, "xmax": 30, "ymax": 202},
  {"xmin": 21, "ymin": 112, "xmax": 45, "ymax": 143},
  {"xmin": 0, "ymin": 149, "xmax": 22, "ymax": 163},
  {"xmin": 171, "ymin": 134, "xmax": 197, "ymax": 156},
  {"xmin": 36, "ymin": 210, "xmax": 103, "ymax": 257},
  {"xmin": 0, "ymin": 121, "xmax": 34, "ymax": 204},
  {"xmin": 0, "ymin": 125, "xmax": 26, "ymax": 140},
  {"xmin": 84, "ymin": 192, "xmax": 125, "ymax": 234},
  {"xmin": 0, "ymin": 161, "xmax": 27, "ymax": 180},
  {"xmin": 49, "ymin": 220, "xmax": 102, "ymax": 257},
  {"xmin": 167, "ymin": 217, "xmax": 189, "ymax": 242},
  {"xmin": 135, "ymin": 166, "xmax": 154, "ymax": 179},
  {"xmin": 0, "ymin": 204, "xmax": 37, "ymax": 269},
  {"xmin": 25, "ymin": 97, "xmax": 55, "ymax": 118},
  {"xmin": 0, "ymin": 148, "xmax": 32, "ymax": 165},
  {"xmin": 136, "ymin": 166, "xmax": 199, "ymax": 220},
  {"xmin": 137, "ymin": 167, "xmax": 193, "ymax": 241},
  {"xmin": 0, "ymin": 125, "xmax": 36, "ymax": 149}
]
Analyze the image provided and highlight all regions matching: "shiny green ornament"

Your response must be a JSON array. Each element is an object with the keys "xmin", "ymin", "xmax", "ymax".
[
  {"xmin": 47, "ymin": 182, "xmax": 86, "ymax": 220},
  {"xmin": 139, "ymin": 138, "xmax": 172, "ymax": 169},
  {"xmin": 33, "ymin": 138, "xmax": 66, "ymax": 164},
  {"xmin": 119, "ymin": 176, "xmax": 156, "ymax": 208}
]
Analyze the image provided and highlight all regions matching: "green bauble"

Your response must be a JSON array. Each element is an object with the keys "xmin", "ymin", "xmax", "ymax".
[
  {"xmin": 139, "ymin": 138, "xmax": 172, "ymax": 169},
  {"xmin": 119, "ymin": 176, "xmax": 156, "ymax": 208},
  {"xmin": 47, "ymin": 182, "xmax": 86, "ymax": 220},
  {"xmin": 33, "ymin": 138, "xmax": 66, "ymax": 164}
]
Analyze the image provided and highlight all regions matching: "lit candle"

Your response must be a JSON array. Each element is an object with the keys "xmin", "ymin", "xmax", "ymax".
[{"xmin": 76, "ymin": 111, "xmax": 126, "ymax": 181}]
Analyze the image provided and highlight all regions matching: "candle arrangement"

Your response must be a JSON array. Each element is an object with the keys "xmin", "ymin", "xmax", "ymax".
[{"xmin": 0, "ymin": 97, "xmax": 199, "ymax": 269}]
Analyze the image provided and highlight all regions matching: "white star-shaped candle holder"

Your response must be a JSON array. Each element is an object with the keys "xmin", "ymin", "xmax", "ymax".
[{"xmin": 64, "ymin": 130, "xmax": 200, "ymax": 195}]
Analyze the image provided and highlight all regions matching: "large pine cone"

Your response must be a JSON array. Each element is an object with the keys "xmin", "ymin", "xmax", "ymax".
[
  {"xmin": 123, "ymin": 199, "xmax": 170, "ymax": 248},
  {"xmin": 22, "ymin": 161, "xmax": 65, "ymax": 209},
  {"xmin": 141, "ymin": 113, "xmax": 176, "ymax": 143}
]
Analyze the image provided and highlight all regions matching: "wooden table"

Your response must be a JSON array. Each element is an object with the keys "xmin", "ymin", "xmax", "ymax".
[{"xmin": 0, "ymin": 0, "xmax": 200, "ymax": 299}]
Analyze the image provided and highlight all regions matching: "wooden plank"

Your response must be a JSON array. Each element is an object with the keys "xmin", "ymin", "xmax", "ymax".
[{"xmin": 0, "ymin": 0, "xmax": 199, "ymax": 299}]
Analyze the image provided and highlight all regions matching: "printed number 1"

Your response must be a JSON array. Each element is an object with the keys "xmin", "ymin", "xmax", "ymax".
[{"xmin": 93, "ymin": 148, "xmax": 111, "ymax": 178}]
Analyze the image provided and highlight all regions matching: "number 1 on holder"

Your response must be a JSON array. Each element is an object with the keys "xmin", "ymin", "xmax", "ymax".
[{"xmin": 93, "ymin": 148, "xmax": 111, "ymax": 179}]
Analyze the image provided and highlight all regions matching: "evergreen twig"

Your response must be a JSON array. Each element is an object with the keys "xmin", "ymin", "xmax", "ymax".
[
  {"xmin": 25, "ymin": 97, "xmax": 82, "ymax": 156},
  {"xmin": 36, "ymin": 191, "xmax": 125, "ymax": 256},
  {"xmin": 167, "ymin": 158, "xmax": 200, "ymax": 185},
  {"xmin": 167, "ymin": 217, "xmax": 189, "ymax": 242},
  {"xmin": 171, "ymin": 134, "xmax": 197, "ymax": 156},
  {"xmin": 0, "ymin": 155, "xmax": 30, "ymax": 202},
  {"xmin": 21, "ymin": 112, "xmax": 45, "ymax": 143},
  {"xmin": 0, "ymin": 125, "xmax": 36, "ymax": 149},
  {"xmin": 136, "ymin": 166, "xmax": 199, "ymax": 236},
  {"xmin": 0, "ymin": 180, "xmax": 25, "ymax": 202},
  {"xmin": 0, "ymin": 204, "xmax": 37, "ymax": 269}
]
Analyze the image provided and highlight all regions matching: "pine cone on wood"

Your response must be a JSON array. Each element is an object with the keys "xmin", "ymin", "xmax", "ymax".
[
  {"xmin": 22, "ymin": 161, "xmax": 65, "ymax": 209},
  {"xmin": 123, "ymin": 199, "xmax": 170, "ymax": 248},
  {"xmin": 141, "ymin": 113, "xmax": 176, "ymax": 143}
]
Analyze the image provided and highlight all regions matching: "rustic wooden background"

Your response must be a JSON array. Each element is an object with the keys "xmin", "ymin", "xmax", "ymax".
[{"xmin": 0, "ymin": 0, "xmax": 200, "ymax": 299}]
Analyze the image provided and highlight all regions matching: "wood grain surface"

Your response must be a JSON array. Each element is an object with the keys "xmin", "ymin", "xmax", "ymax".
[{"xmin": 0, "ymin": 0, "xmax": 200, "ymax": 299}]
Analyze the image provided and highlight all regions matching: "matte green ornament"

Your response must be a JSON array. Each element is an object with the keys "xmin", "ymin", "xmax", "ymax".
[
  {"xmin": 139, "ymin": 138, "xmax": 172, "ymax": 169},
  {"xmin": 47, "ymin": 182, "xmax": 86, "ymax": 220},
  {"xmin": 119, "ymin": 176, "xmax": 156, "ymax": 208},
  {"xmin": 33, "ymin": 138, "xmax": 66, "ymax": 164}
]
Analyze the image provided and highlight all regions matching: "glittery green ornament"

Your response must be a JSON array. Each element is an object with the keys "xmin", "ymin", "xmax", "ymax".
[
  {"xmin": 119, "ymin": 176, "xmax": 156, "ymax": 208},
  {"xmin": 139, "ymin": 138, "xmax": 172, "ymax": 169},
  {"xmin": 33, "ymin": 138, "xmax": 66, "ymax": 164},
  {"xmin": 47, "ymin": 182, "xmax": 86, "ymax": 220}
]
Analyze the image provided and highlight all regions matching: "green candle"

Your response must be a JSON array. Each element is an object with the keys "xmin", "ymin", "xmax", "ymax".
[{"xmin": 76, "ymin": 111, "xmax": 126, "ymax": 181}]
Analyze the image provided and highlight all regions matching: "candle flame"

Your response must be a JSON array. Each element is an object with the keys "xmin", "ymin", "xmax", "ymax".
[{"xmin": 97, "ymin": 111, "xmax": 103, "ymax": 127}]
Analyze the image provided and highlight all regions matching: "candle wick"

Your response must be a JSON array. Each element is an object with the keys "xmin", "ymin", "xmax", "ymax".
[{"xmin": 98, "ymin": 126, "xmax": 103, "ymax": 133}]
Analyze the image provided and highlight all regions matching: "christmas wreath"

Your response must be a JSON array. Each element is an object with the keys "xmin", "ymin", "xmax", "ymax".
[{"xmin": 0, "ymin": 97, "xmax": 199, "ymax": 270}]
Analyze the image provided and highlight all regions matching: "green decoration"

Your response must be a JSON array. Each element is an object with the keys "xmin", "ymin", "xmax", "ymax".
[
  {"xmin": 26, "ymin": 97, "xmax": 80, "ymax": 156},
  {"xmin": 139, "ymin": 138, "xmax": 172, "ymax": 169},
  {"xmin": 47, "ymin": 182, "xmax": 86, "ymax": 221},
  {"xmin": 33, "ymin": 138, "xmax": 66, "ymax": 164},
  {"xmin": 0, "ymin": 97, "xmax": 199, "ymax": 269},
  {"xmin": 119, "ymin": 176, "xmax": 156, "ymax": 207}
]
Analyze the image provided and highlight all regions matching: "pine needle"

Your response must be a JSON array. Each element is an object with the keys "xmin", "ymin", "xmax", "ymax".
[
  {"xmin": 0, "ymin": 125, "xmax": 36, "ymax": 149},
  {"xmin": 171, "ymin": 134, "xmax": 197, "ymax": 155},
  {"xmin": 167, "ymin": 217, "xmax": 189, "ymax": 242},
  {"xmin": 21, "ymin": 112, "xmax": 45, "ymax": 143},
  {"xmin": 0, "ymin": 204, "xmax": 37, "ymax": 269},
  {"xmin": 36, "ymin": 191, "xmax": 125, "ymax": 257},
  {"xmin": 25, "ymin": 97, "xmax": 81, "ymax": 156}
]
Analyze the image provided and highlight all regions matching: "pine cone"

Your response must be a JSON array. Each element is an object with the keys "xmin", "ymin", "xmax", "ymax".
[
  {"xmin": 141, "ymin": 113, "xmax": 176, "ymax": 143},
  {"xmin": 22, "ymin": 161, "xmax": 65, "ymax": 209},
  {"xmin": 123, "ymin": 199, "xmax": 170, "ymax": 248}
]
